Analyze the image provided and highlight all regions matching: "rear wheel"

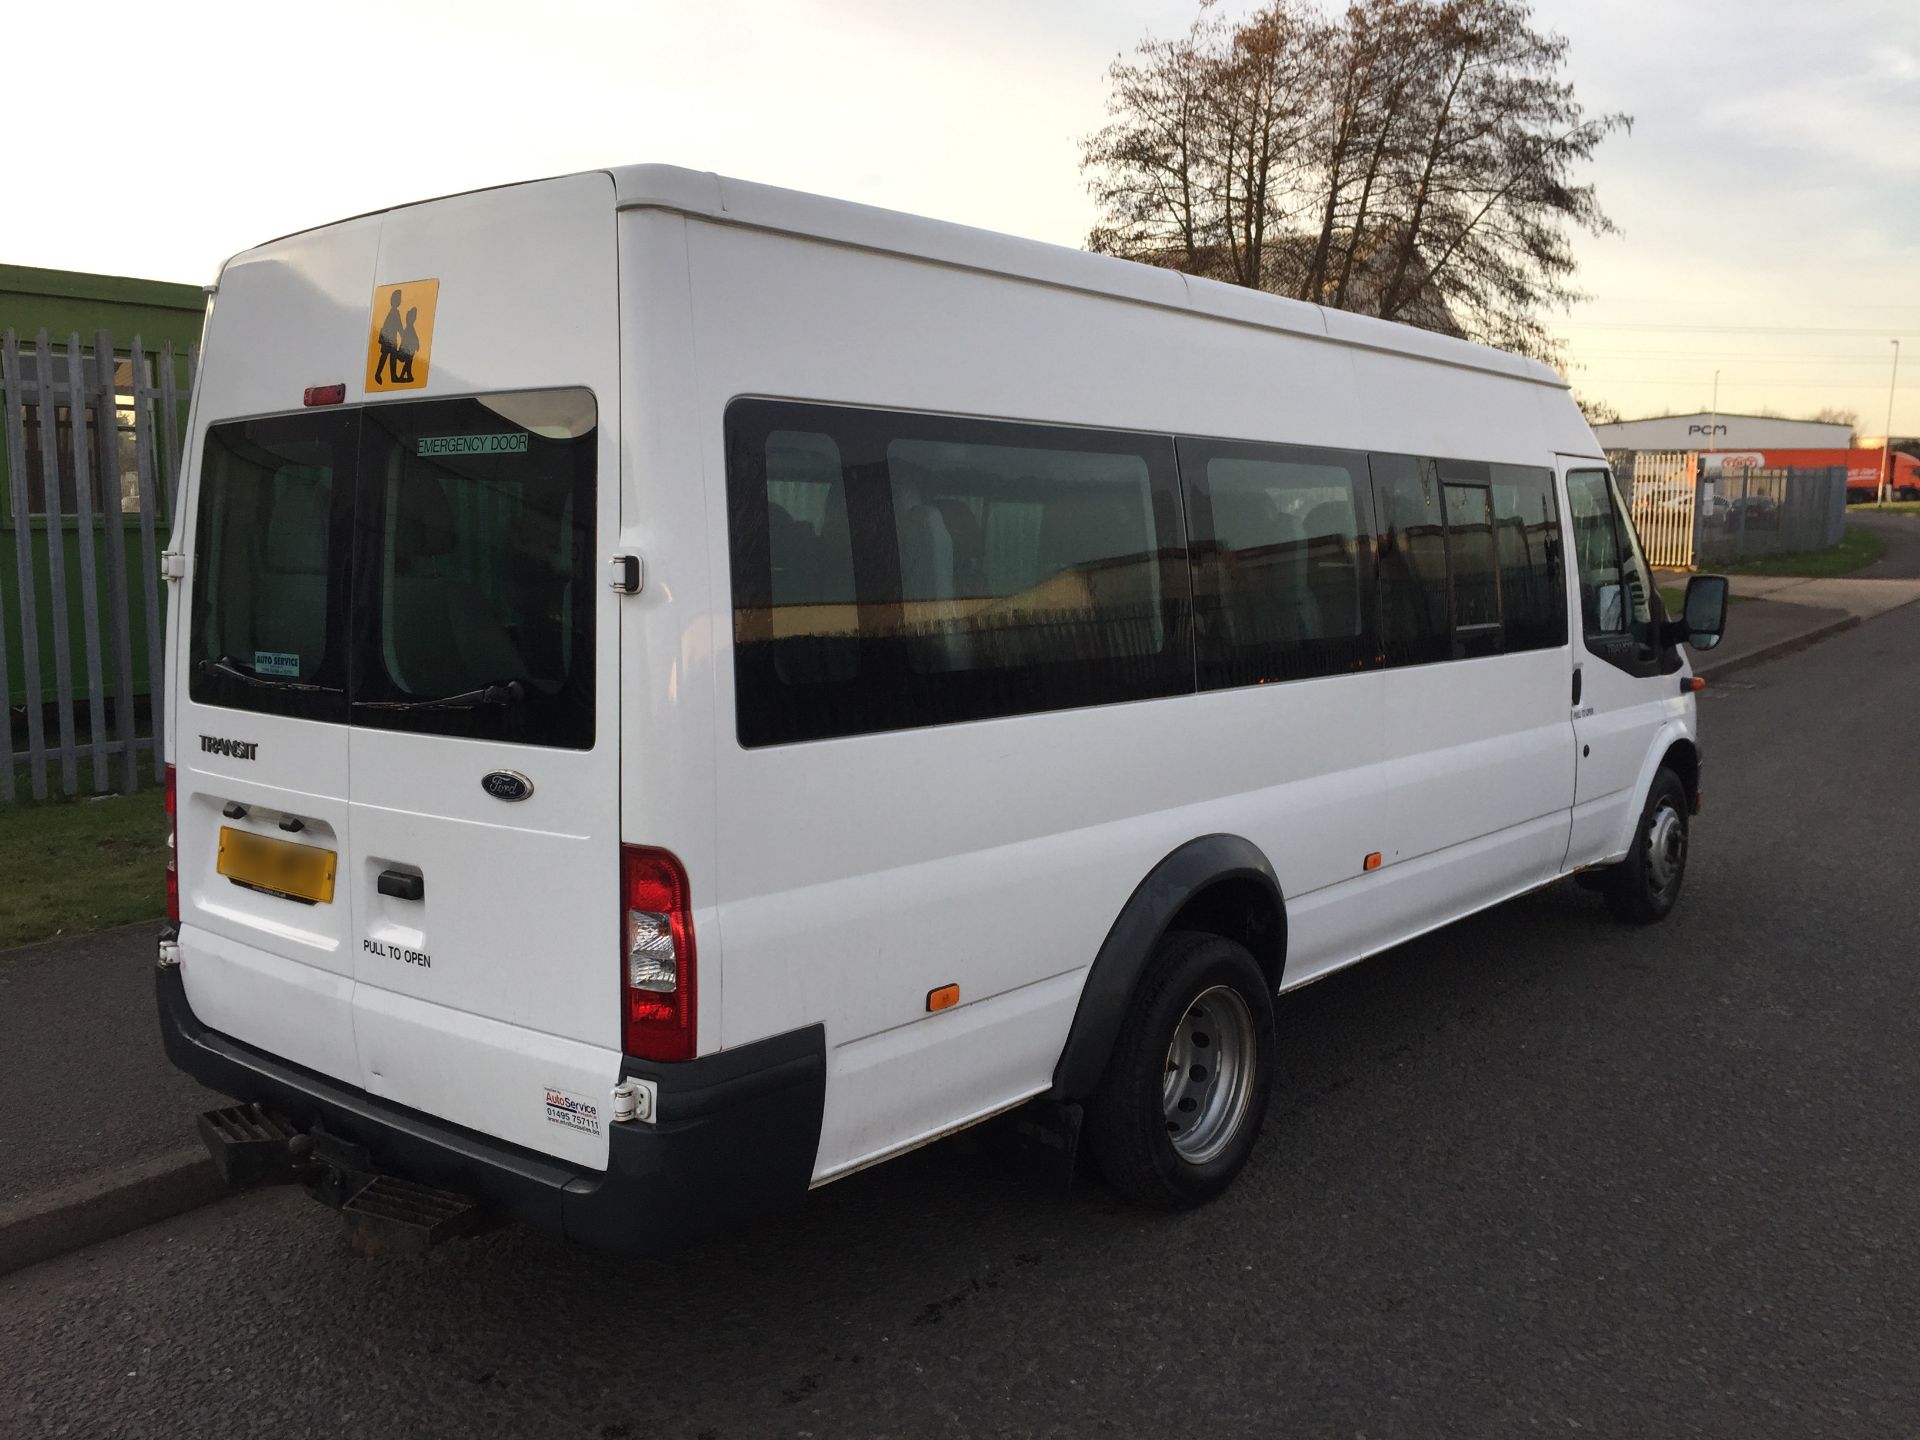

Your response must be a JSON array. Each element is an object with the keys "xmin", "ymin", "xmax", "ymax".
[
  {"xmin": 1085, "ymin": 931, "xmax": 1274, "ymax": 1209},
  {"xmin": 1605, "ymin": 768, "xmax": 1690, "ymax": 924}
]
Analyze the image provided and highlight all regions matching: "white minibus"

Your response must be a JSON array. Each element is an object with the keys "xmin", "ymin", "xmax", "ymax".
[{"xmin": 158, "ymin": 166, "xmax": 1728, "ymax": 1253}]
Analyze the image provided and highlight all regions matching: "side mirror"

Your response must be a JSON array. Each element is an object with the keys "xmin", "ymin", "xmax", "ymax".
[{"xmin": 1681, "ymin": 574, "xmax": 1729, "ymax": 650}]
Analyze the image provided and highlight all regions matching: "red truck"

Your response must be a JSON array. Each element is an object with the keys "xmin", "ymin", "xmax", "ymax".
[{"xmin": 1704, "ymin": 448, "xmax": 1919, "ymax": 503}]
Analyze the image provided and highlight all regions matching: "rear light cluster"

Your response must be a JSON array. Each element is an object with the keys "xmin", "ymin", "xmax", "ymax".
[
  {"xmin": 163, "ymin": 764, "xmax": 180, "ymax": 923},
  {"xmin": 622, "ymin": 846, "xmax": 696, "ymax": 1062}
]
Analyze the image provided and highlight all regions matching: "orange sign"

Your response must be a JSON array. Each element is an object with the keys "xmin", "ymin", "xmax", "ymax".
[{"xmin": 364, "ymin": 278, "xmax": 439, "ymax": 393}]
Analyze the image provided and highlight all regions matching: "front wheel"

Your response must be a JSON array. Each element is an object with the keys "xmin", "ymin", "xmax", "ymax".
[
  {"xmin": 1605, "ymin": 768, "xmax": 1691, "ymax": 924},
  {"xmin": 1085, "ymin": 931, "xmax": 1274, "ymax": 1210}
]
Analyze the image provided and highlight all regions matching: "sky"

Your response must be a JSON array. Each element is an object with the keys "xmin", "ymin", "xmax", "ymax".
[{"xmin": 8, "ymin": 0, "xmax": 1918, "ymax": 435}]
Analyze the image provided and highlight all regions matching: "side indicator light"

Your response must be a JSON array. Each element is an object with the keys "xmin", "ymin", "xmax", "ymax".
[
  {"xmin": 303, "ymin": 383, "xmax": 347, "ymax": 407},
  {"xmin": 1685, "ymin": 676, "xmax": 1706, "ymax": 693},
  {"xmin": 1364, "ymin": 852, "xmax": 1382, "ymax": 872},
  {"xmin": 927, "ymin": 984, "xmax": 960, "ymax": 1013}
]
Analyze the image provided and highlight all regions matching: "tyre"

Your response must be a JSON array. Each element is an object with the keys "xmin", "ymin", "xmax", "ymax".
[
  {"xmin": 1085, "ymin": 930, "xmax": 1274, "ymax": 1209},
  {"xmin": 1604, "ymin": 767, "xmax": 1690, "ymax": 924}
]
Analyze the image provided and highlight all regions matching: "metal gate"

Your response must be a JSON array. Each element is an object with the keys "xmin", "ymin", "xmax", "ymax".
[{"xmin": 1621, "ymin": 451, "xmax": 1697, "ymax": 570}]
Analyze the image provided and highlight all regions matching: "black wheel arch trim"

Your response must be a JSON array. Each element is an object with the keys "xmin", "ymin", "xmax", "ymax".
[{"xmin": 1049, "ymin": 833, "xmax": 1285, "ymax": 1102}]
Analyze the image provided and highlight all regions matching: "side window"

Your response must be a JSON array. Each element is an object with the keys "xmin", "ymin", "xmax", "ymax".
[
  {"xmin": 1369, "ymin": 453, "xmax": 1451, "ymax": 666},
  {"xmin": 1490, "ymin": 465, "xmax": 1567, "ymax": 652},
  {"xmin": 726, "ymin": 400, "xmax": 1191, "ymax": 746},
  {"xmin": 1442, "ymin": 476, "xmax": 1502, "ymax": 658},
  {"xmin": 1178, "ymin": 438, "xmax": 1375, "ymax": 688},
  {"xmin": 1567, "ymin": 467, "xmax": 1668, "ymax": 672}
]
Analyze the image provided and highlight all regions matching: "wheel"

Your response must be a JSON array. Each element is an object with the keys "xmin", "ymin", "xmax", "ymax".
[
  {"xmin": 1604, "ymin": 768, "xmax": 1690, "ymax": 924},
  {"xmin": 1085, "ymin": 931, "xmax": 1274, "ymax": 1209}
]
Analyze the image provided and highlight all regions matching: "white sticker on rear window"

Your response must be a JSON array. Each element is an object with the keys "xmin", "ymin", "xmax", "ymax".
[
  {"xmin": 416, "ymin": 433, "xmax": 529, "ymax": 458},
  {"xmin": 544, "ymin": 1087, "xmax": 601, "ymax": 1137},
  {"xmin": 253, "ymin": 650, "xmax": 300, "ymax": 677}
]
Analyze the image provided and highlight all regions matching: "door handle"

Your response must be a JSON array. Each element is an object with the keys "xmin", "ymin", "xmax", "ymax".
[
  {"xmin": 377, "ymin": 869, "xmax": 424, "ymax": 901},
  {"xmin": 1571, "ymin": 667, "xmax": 1583, "ymax": 706}
]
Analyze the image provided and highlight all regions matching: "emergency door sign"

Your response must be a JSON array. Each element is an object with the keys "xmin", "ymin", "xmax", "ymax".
[{"xmin": 365, "ymin": 278, "xmax": 440, "ymax": 392}]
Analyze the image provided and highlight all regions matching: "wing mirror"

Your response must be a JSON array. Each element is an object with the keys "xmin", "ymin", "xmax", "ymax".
[{"xmin": 1677, "ymin": 574, "xmax": 1729, "ymax": 650}]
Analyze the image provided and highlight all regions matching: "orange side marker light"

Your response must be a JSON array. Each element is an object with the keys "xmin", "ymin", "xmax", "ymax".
[
  {"xmin": 1364, "ymin": 852, "xmax": 1382, "ymax": 872},
  {"xmin": 1687, "ymin": 676, "xmax": 1706, "ymax": 693},
  {"xmin": 927, "ymin": 983, "xmax": 960, "ymax": 1013}
]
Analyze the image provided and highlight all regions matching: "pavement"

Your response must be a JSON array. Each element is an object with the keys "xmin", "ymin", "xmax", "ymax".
[
  {"xmin": 5, "ymin": 603, "xmax": 1920, "ymax": 1435},
  {"xmin": 0, "ymin": 927, "xmax": 223, "ymax": 1272}
]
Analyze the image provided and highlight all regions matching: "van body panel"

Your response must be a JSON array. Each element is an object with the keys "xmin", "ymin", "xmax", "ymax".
[
  {"xmin": 175, "ymin": 699, "xmax": 358, "ymax": 1085},
  {"xmin": 615, "ymin": 209, "xmax": 727, "ymax": 1057}
]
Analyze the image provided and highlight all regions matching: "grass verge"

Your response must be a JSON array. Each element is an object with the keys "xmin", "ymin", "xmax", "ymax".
[
  {"xmin": 1718, "ymin": 525, "xmax": 1884, "ymax": 578},
  {"xmin": 0, "ymin": 790, "xmax": 167, "ymax": 949},
  {"xmin": 1849, "ymin": 501, "xmax": 1920, "ymax": 515}
]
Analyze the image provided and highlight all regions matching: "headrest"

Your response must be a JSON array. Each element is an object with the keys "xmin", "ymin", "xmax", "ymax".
[
  {"xmin": 1304, "ymin": 501, "xmax": 1356, "ymax": 543},
  {"xmin": 1210, "ymin": 490, "xmax": 1281, "ymax": 550},
  {"xmin": 265, "ymin": 480, "xmax": 330, "ymax": 575},
  {"xmin": 398, "ymin": 473, "xmax": 458, "ymax": 559}
]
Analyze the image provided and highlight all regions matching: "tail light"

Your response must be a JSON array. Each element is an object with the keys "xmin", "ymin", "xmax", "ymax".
[
  {"xmin": 164, "ymin": 764, "xmax": 180, "ymax": 923},
  {"xmin": 621, "ymin": 846, "xmax": 696, "ymax": 1061}
]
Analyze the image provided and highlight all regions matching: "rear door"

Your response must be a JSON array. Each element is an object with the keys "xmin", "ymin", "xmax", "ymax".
[
  {"xmin": 176, "ymin": 407, "xmax": 362, "ymax": 1084},
  {"xmin": 340, "ymin": 180, "xmax": 624, "ymax": 1166}
]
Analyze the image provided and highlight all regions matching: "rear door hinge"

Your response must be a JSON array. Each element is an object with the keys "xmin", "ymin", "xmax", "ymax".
[
  {"xmin": 608, "ymin": 554, "xmax": 644, "ymax": 594},
  {"xmin": 161, "ymin": 550, "xmax": 187, "ymax": 581}
]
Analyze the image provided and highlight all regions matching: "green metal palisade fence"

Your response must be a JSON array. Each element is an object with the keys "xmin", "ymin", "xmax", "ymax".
[{"xmin": 2, "ymin": 328, "xmax": 193, "ymax": 800}]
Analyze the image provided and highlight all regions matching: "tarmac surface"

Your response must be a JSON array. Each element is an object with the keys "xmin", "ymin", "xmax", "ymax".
[
  {"xmin": 5, "ymin": 604, "xmax": 1920, "ymax": 1437},
  {"xmin": 0, "ymin": 925, "xmax": 216, "ymax": 1207},
  {"xmin": 1852, "ymin": 508, "xmax": 1920, "ymax": 580}
]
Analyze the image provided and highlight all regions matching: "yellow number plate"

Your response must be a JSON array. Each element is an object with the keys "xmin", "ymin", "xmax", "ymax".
[{"xmin": 217, "ymin": 827, "xmax": 337, "ymax": 905}]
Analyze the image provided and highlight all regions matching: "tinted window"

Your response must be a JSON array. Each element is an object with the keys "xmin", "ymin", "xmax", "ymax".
[
  {"xmin": 1369, "ymin": 453, "xmax": 1450, "ymax": 666},
  {"xmin": 188, "ymin": 411, "xmax": 355, "ymax": 723},
  {"xmin": 1490, "ymin": 465, "xmax": 1566, "ymax": 651},
  {"xmin": 188, "ymin": 391, "xmax": 597, "ymax": 748},
  {"xmin": 350, "ymin": 391, "xmax": 598, "ymax": 749},
  {"xmin": 728, "ymin": 400, "xmax": 1190, "ymax": 746},
  {"xmin": 1443, "ymin": 481, "xmax": 1501, "ymax": 656},
  {"xmin": 1179, "ymin": 438, "xmax": 1376, "ymax": 688}
]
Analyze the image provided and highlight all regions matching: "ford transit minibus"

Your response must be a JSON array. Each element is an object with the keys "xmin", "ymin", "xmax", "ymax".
[{"xmin": 157, "ymin": 165, "xmax": 1728, "ymax": 1254}]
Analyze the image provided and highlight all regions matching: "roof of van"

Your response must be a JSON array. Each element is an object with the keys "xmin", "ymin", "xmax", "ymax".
[
  {"xmin": 605, "ymin": 164, "xmax": 1567, "ymax": 390},
  {"xmin": 222, "ymin": 164, "xmax": 1566, "ymax": 391}
]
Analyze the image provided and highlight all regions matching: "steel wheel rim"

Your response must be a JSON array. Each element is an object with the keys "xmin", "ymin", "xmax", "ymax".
[
  {"xmin": 1646, "ymin": 800, "xmax": 1686, "ymax": 894},
  {"xmin": 1162, "ymin": 985, "xmax": 1257, "ymax": 1165}
]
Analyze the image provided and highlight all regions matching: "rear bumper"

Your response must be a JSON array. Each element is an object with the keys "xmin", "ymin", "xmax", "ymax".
[{"xmin": 156, "ymin": 962, "xmax": 825, "ymax": 1254}]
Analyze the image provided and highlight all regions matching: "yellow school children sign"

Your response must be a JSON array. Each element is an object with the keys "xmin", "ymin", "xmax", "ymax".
[{"xmin": 364, "ymin": 278, "xmax": 439, "ymax": 392}]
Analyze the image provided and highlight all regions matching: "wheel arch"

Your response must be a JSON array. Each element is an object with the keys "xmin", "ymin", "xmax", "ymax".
[{"xmin": 1049, "ymin": 834, "xmax": 1285, "ymax": 1102}]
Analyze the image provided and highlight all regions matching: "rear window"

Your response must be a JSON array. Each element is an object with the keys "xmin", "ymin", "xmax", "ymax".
[{"xmin": 187, "ymin": 389, "xmax": 597, "ymax": 749}]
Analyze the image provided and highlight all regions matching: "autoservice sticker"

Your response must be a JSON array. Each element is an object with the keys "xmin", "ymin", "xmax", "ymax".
[{"xmin": 544, "ymin": 1087, "xmax": 601, "ymax": 1137}]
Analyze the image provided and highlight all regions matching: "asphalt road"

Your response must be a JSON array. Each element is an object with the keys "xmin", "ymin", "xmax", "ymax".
[
  {"xmin": 7, "ymin": 605, "xmax": 1920, "ymax": 1439},
  {"xmin": 1853, "ymin": 508, "xmax": 1920, "ymax": 580}
]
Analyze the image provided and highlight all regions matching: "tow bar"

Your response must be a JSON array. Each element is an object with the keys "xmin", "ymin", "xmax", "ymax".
[{"xmin": 197, "ymin": 1103, "xmax": 487, "ymax": 1254}]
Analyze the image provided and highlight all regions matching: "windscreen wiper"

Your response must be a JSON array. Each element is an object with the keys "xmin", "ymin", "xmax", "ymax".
[
  {"xmin": 198, "ymin": 656, "xmax": 340, "ymax": 694},
  {"xmin": 356, "ymin": 680, "xmax": 528, "ymax": 712}
]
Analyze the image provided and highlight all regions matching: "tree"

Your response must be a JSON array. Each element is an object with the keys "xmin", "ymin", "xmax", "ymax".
[
  {"xmin": 1083, "ymin": 0, "xmax": 1630, "ymax": 361},
  {"xmin": 1574, "ymin": 392, "xmax": 1619, "ymax": 427}
]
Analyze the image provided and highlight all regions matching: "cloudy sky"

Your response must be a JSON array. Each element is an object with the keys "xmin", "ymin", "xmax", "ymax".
[{"xmin": 10, "ymin": 0, "xmax": 1917, "ymax": 433}]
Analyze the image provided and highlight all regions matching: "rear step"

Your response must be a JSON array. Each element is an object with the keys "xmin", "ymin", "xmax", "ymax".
[
  {"xmin": 197, "ymin": 1104, "xmax": 307, "ymax": 1187},
  {"xmin": 195, "ymin": 1103, "xmax": 486, "ymax": 1253},
  {"xmin": 340, "ymin": 1174, "xmax": 484, "ymax": 1255}
]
